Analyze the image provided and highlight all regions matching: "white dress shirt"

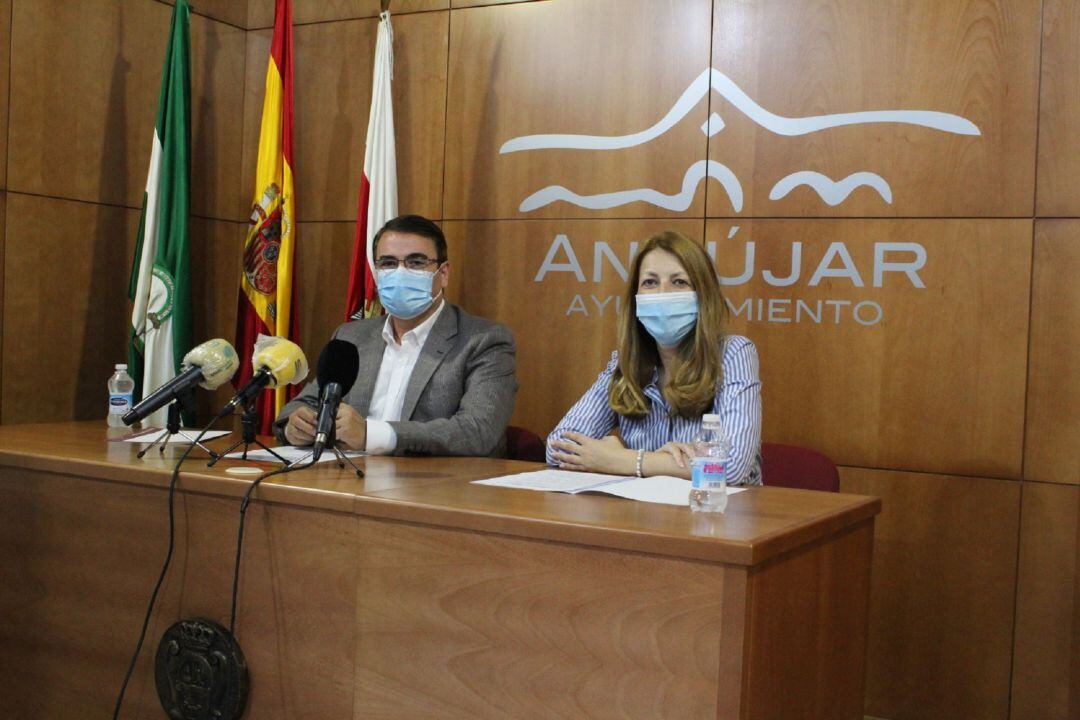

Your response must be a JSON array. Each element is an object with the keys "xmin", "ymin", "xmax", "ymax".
[{"xmin": 364, "ymin": 300, "xmax": 446, "ymax": 454}]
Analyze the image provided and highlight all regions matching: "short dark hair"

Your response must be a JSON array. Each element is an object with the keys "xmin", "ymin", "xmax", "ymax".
[{"xmin": 372, "ymin": 215, "xmax": 447, "ymax": 263}]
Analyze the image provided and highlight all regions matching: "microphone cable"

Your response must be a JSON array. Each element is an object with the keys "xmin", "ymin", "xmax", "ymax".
[
  {"xmin": 228, "ymin": 454, "xmax": 317, "ymax": 634},
  {"xmin": 111, "ymin": 406, "xmax": 232, "ymax": 720}
]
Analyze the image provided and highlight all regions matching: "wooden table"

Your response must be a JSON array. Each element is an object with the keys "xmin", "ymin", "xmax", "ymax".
[{"xmin": 0, "ymin": 421, "xmax": 879, "ymax": 719}]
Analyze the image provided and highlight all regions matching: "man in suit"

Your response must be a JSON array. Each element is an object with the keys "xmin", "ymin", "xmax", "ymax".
[{"xmin": 275, "ymin": 215, "xmax": 517, "ymax": 456}]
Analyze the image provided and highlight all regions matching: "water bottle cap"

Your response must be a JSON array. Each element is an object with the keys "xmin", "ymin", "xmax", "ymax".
[{"xmin": 115, "ymin": 363, "xmax": 127, "ymax": 370}]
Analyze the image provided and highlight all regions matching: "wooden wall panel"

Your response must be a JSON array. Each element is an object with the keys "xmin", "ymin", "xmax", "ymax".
[
  {"xmin": 189, "ymin": 219, "xmax": 245, "ymax": 416},
  {"xmin": 8, "ymin": 0, "xmax": 169, "ymax": 207},
  {"xmin": 1011, "ymin": 481, "xmax": 1080, "ymax": 720},
  {"xmin": 2, "ymin": 194, "xmax": 139, "ymax": 424},
  {"xmin": 444, "ymin": 219, "xmax": 705, "ymax": 437},
  {"xmin": 443, "ymin": 0, "xmax": 712, "ymax": 220},
  {"xmin": 0, "ymin": 0, "xmax": 10, "ymax": 190},
  {"xmin": 188, "ymin": 12, "xmax": 248, "ymax": 220},
  {"xmin": 840, "ymin": 467, "xmax": 1021, "ymax": 720},
  {"xmin": 242, "ymin": 10, "xmax": 447, "ymax": 222},
  {"xmin": 292, "ymin": 221, "xmax": 353, "ymax": 370},
  {"xmin": 706, "ymin": 219, "xmax": 1031, "ymax": 478},
  {"xmin": 1037, "ymin": 0, "xmax": 1080, "ymax": 216},
  {"xmin": 1025, "ymin": 221, "xmax": 1080, "ymax": 485},
  {"xmin": 160, "ymin": 0, "xmax": 249, "ymax": 29},
  {"xmin": 0, "ymin": 192, "xmax": 5, "ymax": 417},
  {"xmin": 248, "ymin": 0, "xmax": 447, "ymax": 30},
  {"xmin": 452, "ymin": 0, "xmax": 534, "ymax": 7},
  {"xmin": 8, "ymin": 1, "xmax": 246, "ymax": 221},
  {"xmin": 709, "ymin": 0, "xmax": 1040, "ymax": 217}
]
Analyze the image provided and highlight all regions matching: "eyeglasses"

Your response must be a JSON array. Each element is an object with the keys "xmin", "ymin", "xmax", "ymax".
[{"xmin": 374, "ymin": 254, "xmax": 443, "ymax": 272}]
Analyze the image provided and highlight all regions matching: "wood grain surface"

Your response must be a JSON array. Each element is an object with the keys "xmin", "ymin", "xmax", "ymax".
[
  {"xmin": 709, "ymin": 0, "xmax": 1039, "ymax": 217},
  {"xmin": 0, "ymin": 420, "xmax": 880, "ymax": 566},
  {"xmin": 248, "ymin": 0, "xmax": 449, "ymax": 29},
  {"xmin": 0, "ymin": 0, "xmax": 10, "ymax": 190},
  {"xmin": 1024, "ymin": 221, "xmax": 1080, "ymax": 484},
  {"xmin": 354, "ymin": 517, "xmax": 725, "ymax": 719},
  {"xmin": 159, "ymin": 0, "xmax": 250, "ymax": 29},
  {"xmin": 1037, "ymin": 0, "xmax": 1080, "ymax": 215},
  {"xmin": 443, "ymin": 0, "xmax": 713, "ymax": 219},
  {"xmin": 707, "ymin": 218, "xmax": 1032, "ymax": 478},
  {"xmin": 0, "ymin": 420, "xmax": 877, "ymax": 719},
  {"xmin": 7, "ymin": 1, "xmax": 246, "ymax": 219},
  {"xmin": 840, "ymin": 466, "xmax": 1021, "ymax": 720},
  {"xmin": 1010, "ymin": 481, "xmax": 1080, "ymax": 720},
  {"xmin": 741, "ymin": 520, "xmax": 873, "ymax": 720},
  {"xmin": 2, "ymin": 195, "xmax": 140, "ymax": 424}
]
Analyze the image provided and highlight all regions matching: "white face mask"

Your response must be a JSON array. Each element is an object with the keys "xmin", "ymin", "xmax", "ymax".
[{"xmin": 635, "ymin": 291, "xmax": 699, "ymax": 347}]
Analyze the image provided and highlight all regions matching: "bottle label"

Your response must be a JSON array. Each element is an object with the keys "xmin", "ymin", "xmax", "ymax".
[
  {"xmin": 109, "ymin": 394, "xmax": 133, "ymax": 415},
  {"xmin": 691, "ymin": 459, "xmax": 726, "ymax": 489}
]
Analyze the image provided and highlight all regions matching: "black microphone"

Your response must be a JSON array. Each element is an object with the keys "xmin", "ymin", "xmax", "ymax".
[
  {"xmin": 122, "ymin": 339, "xmax": 240, "ymax": 426},
  {"xmin": 311, "ymin": 339, "xmax": 361, "ymax": 462}
]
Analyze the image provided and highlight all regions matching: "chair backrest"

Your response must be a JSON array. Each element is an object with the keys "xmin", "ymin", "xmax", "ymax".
[
  {"xmin": 505, "ymin": 425, "xmax": 546, "ymax": 463},
  {"xmin": 761, "ymin": 443, "xmax": 840, "ymax": 492}
]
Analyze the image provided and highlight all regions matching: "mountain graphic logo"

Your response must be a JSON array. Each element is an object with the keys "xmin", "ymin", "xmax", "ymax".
[{"xmin": 500, "ymin": 68, "xmax": 980, "ymax": 212}]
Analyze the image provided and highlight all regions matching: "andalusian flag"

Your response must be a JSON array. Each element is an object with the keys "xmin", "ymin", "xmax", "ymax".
[
  {"xmin": 235, "ymin": 0, "xmax": 300, "ymax": 434},
  {"xmin": 345, "ymin": 10, "xmax": 397, "ymax": 320},
  {"xmin": 128, "ymin": 0, "xmax": 192, "ymax": 429}
]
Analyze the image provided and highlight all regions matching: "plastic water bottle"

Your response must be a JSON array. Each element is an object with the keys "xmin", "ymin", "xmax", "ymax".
[
  {"xmin": 689, "ymin": 413, "xmax": 730, "ymax": 513},
  {"xmin": 107, "ymin": 364, "xmax": 135, "ymax": 427}
]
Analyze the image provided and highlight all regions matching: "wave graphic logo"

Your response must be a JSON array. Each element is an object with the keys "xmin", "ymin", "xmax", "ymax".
[{"xmin": 500, "ymin": 68, "xmax": 980, "ymax": 212}]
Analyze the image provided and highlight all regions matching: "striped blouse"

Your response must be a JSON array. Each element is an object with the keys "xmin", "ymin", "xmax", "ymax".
[{"xmin": 546, "ymin": 335, "xmax": 763, "ymax": 486}]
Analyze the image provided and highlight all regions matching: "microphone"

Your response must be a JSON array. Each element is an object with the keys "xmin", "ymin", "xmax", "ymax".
[
  {"xmin": 225, "ymin": 336, "xmax": 309, "ymax": 413},
  {"xmin": 122, "ymin": 339, "xmax": 240, "ymax": 426},
  {"xmin": 311, "ymin": 339, "xmax": 361, "ymax": 461}
]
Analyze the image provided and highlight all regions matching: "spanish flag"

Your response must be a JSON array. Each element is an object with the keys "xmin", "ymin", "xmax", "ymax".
[{"xmin": 234, "ymin": 0, "xmax": 299, "ymax": 434}]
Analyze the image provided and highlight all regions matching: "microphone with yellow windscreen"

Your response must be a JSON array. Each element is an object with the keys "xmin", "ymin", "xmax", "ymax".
[
  {"xmin": 122, "ymin": 338, "xmax": 240, "ymax": 426},
  {"xmin": 224, "ymin": 336, "xmax": 309, "ymax": 413}
]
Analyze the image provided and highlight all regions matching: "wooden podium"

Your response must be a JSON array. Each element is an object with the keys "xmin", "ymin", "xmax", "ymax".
[{"xmin": 0, "ymin": 422, "xmax": 879, "ymax": 719}]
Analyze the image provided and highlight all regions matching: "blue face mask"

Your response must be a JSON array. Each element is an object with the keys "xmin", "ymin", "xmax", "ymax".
[
  {"xmin": 376, "ymin": 267, "xmax": 442, "ymax": 320},
  {"xmin": 635, "ymin": 291, "xmax": 699, "ymax": 347}
]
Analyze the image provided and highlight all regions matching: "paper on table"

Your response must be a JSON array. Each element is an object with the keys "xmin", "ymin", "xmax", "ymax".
[
  {"xmin": 474, "ymin": 469, "xmax": 623, "ymax": 493},
  {"xmin": 225, "ymin": 445, "xmax": 365, "ymax": 465},
  {"xmin": 473, "ymin": 469, "xmax": 748, "ymax": 506},
  {"xmin": 120, "ymin": 429, "xmax": 232, "ymax": 444}
]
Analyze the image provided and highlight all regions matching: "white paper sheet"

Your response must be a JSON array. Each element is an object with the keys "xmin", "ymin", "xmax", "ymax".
[
  {"xmin": 224, "ymin": 446, "xmax": 365, "ymax": 465},
  {"xmin": 473, "ymin": 469, "xmax": 748, "ymax": 506},
  {"xmin": 120, "ymin": 429, "xmax": 232, "ymax": 444}
]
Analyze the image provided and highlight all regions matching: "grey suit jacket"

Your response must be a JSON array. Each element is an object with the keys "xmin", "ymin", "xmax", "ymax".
[{"xmin": 274, "ymin": 303, "xmax": 517, "ymax": 457}]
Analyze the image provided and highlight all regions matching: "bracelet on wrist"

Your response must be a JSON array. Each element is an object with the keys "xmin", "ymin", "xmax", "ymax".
[{"xmin": 635, "ymin": 449, "xmax": 645, "ymax": 478}]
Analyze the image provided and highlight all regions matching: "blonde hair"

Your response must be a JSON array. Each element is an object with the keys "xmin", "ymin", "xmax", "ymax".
[{"xmin": 608, "ymin": 231, "xmax": 727, "ymax": 418}]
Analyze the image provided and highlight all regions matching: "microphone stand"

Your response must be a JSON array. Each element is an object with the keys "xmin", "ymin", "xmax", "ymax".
[
  {"xmin": 329, "ymin": 432, "xmax": 365, "ymax": 478},
  {"xmin": 137, "ymin": 392, "xmax": 220, "ymax": 460},
  {"xmin": 287, "ymin": 426, "xmax": 364, "ymax": 477},
  {"xmin": 208, "ymin": 398, "xmax": 288, "ymax": 467}
]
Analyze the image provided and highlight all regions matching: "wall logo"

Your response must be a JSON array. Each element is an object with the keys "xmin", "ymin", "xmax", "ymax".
[
  {"xmin": 500, "ymin": 68, "xmax": 980, "ymax": 212},
  {"xmin": 504, "ymin": 68, "xmax": 977, "ymax": 328}
]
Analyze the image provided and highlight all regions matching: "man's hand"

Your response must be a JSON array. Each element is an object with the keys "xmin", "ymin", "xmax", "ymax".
[
  {"xmin": 283, "ymin": 406, "xmax": 317, "ymax": 446},
  {"xmin": 334, "ymin": 403, "xmax": 367, "ymax": 451},
  {"xmin": 549, "ymin": 432, "xmax": 629, "ymax": 474}
]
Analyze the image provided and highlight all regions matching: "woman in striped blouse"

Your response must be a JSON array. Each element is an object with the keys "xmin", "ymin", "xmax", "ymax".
[{"xmin": 547, "ymin": 230, "xmax": 762, "ymax": 485}]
